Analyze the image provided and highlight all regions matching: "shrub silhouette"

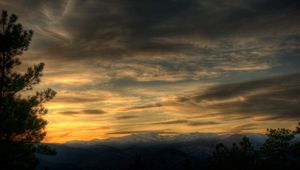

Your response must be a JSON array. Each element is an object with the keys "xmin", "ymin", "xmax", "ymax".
[
  {"xmin": 209, "ymin": 123, "xmax": 300, "ymax": 170},
  {"xmin": 0, "ymin": 10, "xmax": 56, "ymax": 169},
  {"xmin": 258, "ymin": 124, "xmax": 300, "ymax": 170},
  {"xmin": 208, "ymin": 137, "xmax": 257, "ymax": 170}
]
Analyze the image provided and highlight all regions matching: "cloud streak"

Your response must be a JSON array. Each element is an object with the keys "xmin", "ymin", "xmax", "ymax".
[
  {"xmin": 154, "ymin": 119, "xmax": 220, "ymax": 126},
  {"xmin": 59, "ymin": 109, "xmax": 106, "ymax": 115},
  {"xmin": 176, "ymin": 72, "xmax": 300, "ymax": 120}
]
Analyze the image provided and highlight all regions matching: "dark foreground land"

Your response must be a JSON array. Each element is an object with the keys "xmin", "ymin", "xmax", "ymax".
[{"xmin": 37, "ymin": 133, "xmax": 268, "ymax": 170}]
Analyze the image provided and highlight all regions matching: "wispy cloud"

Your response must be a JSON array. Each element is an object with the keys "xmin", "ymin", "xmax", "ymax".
[
  {"xmin": 59, "ymin": 109, "xmax": 106, "ymax": 115},
  {"xmin": 126, "ymin": 103, "xmax": 163, "ymax": 110},
  {"xmin": 175, "ymin": 72, "xmax": 300, "ymax": 120},
  {"xmin": 115, "ymin": 115, "xmax": 138, "ymax": 120},
  {"xmin": 153, "ymin": 119, "xmax": 220, "ymax": 127},
  {"xmin": 2, "ymin": 0, "xmax": 299, "ymax": 142}
]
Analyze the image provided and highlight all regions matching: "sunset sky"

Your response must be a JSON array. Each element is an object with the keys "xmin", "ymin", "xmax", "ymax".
[{"xmin": 1, "ymin": 0, "xmax": 299, "ymax": 143}]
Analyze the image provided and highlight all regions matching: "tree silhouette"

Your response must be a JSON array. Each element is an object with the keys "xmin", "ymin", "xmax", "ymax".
[
  {"xmin": 208, "ymin": 137, "xmax": 257, "ymax": 170},
  {"xmin": 0, "ymin": 10, "xmax": 56, "ymax": 169},
  {"xmin": 259, "ymin": 127, "xmax": 298, "ymax": 170},
  {"xmin": 209, "ymin": 123, "xmax": 300, "ymax": 170}
]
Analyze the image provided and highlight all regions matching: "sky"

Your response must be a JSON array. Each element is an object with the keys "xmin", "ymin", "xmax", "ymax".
[{"xmin": 1, "ymin": 0, "xmax": 300, "ymax": 143}]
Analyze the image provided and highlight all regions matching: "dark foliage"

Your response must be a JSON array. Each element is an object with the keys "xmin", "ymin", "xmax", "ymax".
[
  {"xmin": 0, "ymin": 10, "xmax": 56, "ymax": 169},
  {"xmin": 208, "ymin": 137, "xmax": 257, "ymax": 170},
  {"xmin": 209, "ymin": 123, "xmax": 300, "ymax": 170}
]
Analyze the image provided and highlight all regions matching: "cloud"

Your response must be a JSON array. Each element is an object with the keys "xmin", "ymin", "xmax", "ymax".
[
  {"xmin": 59, "ymin": 109, "xmax": 106, "ymax": 115},
  {"xmin": 155, "ymin": 120, "xmax": 188, "ymax": 125},
  {"xmin": 153, "ymin": 119, "xmax": 220, "ymax": 126},
  {"xmin": 126, "ymin": 103, "xmax": 163, "ymax": 110},
  {"xmin": 58, "ymin": 111, "xmax": 78, "ymax": 115},
  {"xmin": 187, "ymin": 121, "xmax": 220, "ymax": 126},
  {"xmin": 53, "ymin": 96, "xmax": 103, "ymax": 103},
  {"xmin": 2, "ymin": 0, "xmax": 300, "ymax": 141},
  {"xmin": 193, "ymin": 72, "xmax": 300, "ymax": 101},
  {"xmin": 230, "ymin": 123, "xmax": 257, "ymax": 133},
  {"xmin": 83, "ymin": 109, "xmax": 106, "ymax": 114},
  {"xmin": 115, "ymin": 115, "xmax": 138, "ymax": 120},
  {"xmin": 177, "ymin": 72, "xmax": 300, "ymax": 120},
  {"xmin": 107, "ymin": 130, "xmax": 177, "ymax": 135},
  {"xmin": 1, "ymin": 0, "xmax": 299, "ymax": 90},
  {"xmin": 3, "ymin": 0, "xmax": 300, "ymax": 64}
]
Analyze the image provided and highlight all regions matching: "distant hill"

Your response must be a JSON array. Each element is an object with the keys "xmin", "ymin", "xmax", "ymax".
[{"xmin": 37, "ymin": 133, "xmax": 267, "ymax": 170}]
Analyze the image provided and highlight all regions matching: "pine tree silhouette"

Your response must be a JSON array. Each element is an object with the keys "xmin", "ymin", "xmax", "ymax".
[
  {"xmin": 209, "ymin": 123, "xmax": 300, "ymax": 170},
  {"xmin": 0, "ymin": 10, "xmax": 56, "ymax": 169}
]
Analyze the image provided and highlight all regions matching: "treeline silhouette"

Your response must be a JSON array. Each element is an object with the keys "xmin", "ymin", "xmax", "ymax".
[
  {"xmin": 122, "ymin": 123, "xmax": 300, "ymax": 170},
  {"xmin": 0, "ymin": 10, "xmax": 55, "ymax": 169},
  {"xmin": 209, "ymin": 123, "xmax": 300, "ymax": 170}
]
